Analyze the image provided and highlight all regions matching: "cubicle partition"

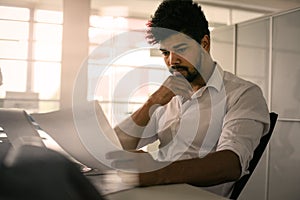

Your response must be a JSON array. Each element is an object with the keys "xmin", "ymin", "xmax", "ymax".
[{"xmin": 211, "ymin": 7, "xmax": 300, "ymax": 200}]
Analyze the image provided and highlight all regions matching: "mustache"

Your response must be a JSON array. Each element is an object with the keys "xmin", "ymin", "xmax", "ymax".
[{"xmin": 169, "ymin": 65, "xmax": 189, "ymax": 73}]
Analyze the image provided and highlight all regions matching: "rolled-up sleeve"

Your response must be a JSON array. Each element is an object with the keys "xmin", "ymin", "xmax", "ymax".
[
  {"xmin": 217, "ymin": 119, "xmax": 264, "ymax": 177},
  {"xmin": 117, "ymin": 116, "xmax": 146, "ymax": 138},
  {"xmin": 217, "ymin": 85, "xmax": 270, "ymax": 177}
]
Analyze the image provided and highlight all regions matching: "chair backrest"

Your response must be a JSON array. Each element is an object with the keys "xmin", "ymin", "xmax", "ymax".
[{"xmin": 230, "ymin": 112, "xmax": 278, "ymax": 200}]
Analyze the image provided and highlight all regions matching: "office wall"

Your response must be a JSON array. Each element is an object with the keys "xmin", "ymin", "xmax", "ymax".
[
  {"xmin": 211, "ymin": 8, "xmax": 300, "ymax": 200},
  {"xmin": 269, "ymin": 9, "xmax": 300, "ymax": 200}
]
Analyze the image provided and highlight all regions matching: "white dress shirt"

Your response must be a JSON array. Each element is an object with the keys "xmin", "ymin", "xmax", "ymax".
[{"xmin": 118, "ymin": 64, "xmax": 270, "ymax": 197}]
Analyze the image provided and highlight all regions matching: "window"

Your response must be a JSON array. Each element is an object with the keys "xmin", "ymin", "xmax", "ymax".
[
  {"xmin": 88, "ymin": 16, "xmax": 167, "ymax": 124},
  {"xmin": 0, "ymin": 5, "xmax": 62, "ymax": 113}
]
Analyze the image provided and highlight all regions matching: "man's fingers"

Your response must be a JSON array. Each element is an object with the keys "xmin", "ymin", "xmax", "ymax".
[
  {"xmin": 163, "ymin": 76, "xmax": 193, "ymax": 96},
  {"xmin": 106, "ymin": 150, "xmax": 123, "ymax": 159},
  {"xmin": 111, "ymin": 159, "xmax": 137, "ymax": 170}
]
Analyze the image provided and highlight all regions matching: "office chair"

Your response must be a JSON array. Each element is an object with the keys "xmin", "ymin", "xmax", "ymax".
[{"xmin": 230, "ymin": 112, "xmax": 278, "ymax": 200}]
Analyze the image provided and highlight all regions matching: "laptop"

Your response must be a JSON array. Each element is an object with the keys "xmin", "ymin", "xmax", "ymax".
[
  {"xmin": 0, "ymin": 109, "xmax": 46, "ymax": 166},
  {"xmin": 0, "ymin": 109, "xmax": 46, "ymax": 148}
]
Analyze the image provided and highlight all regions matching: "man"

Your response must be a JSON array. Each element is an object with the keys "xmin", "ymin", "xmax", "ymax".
[{"xmin": 108, "ymin": 0, "xmax": 270, "ymax": 197}]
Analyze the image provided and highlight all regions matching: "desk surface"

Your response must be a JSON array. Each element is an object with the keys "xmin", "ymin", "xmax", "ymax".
[{"xmin": 106, "ymin": 184, "xmax": 228, "ymax": 200}]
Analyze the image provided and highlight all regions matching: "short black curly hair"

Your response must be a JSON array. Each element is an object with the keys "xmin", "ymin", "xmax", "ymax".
[{"xmin": 146, "ymin": 0, "xmax": 209, "ymax": 45}]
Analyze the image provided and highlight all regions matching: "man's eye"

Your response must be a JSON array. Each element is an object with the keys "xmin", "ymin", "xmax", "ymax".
[
  {"xmin": 176, "ymin": 48, "xmax": 187, "ymax": 54},
  {"xmin": 161, "ymin": 51, "xmax": 170, "ymax": 56}
]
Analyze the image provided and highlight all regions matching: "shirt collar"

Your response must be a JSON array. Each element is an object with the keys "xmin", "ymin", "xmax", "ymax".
[
  {"xmin": 192, "ymin": 63, "xmax": 224, "ymax": 98},
  {"xmin": 206, "ymin": 63, "xmax": 224, "ymax": 92}
]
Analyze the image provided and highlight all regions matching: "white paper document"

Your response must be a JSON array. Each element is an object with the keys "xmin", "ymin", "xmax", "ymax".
[{"xmin": 30, "ymin": 101, "xmax": 123, "ymax": 172}]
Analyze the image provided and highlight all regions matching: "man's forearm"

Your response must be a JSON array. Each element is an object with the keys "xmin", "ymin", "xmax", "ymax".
[
  {"xmin": 114, "ymin": 99, "xmax": 158, "ymax": 150},
  {"xmin": 131, "ymin": 99, "xmax": 158, "ymax": 126},
  {"xmin": 114, "ymin": 76, "xmax": 190, "ymax": 149},
  {"xmin": 139, "ymin": 150, "xmax": 241, "ymax": 187}
]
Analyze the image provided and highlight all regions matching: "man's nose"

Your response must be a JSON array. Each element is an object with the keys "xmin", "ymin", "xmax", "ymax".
[{"xmin": 169, "ymin": 51, "xmax": 180, "ymax": 65}]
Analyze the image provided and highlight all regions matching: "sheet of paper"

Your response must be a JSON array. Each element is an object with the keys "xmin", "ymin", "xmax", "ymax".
[{"xmin": 30, "ymin": 101, "xmax": 122, "ymax": 171}]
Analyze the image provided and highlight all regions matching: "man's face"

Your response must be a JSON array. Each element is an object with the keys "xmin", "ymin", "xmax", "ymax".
[{"xmin": 159, "ymin": 33, "xmax": 202, "ymax": 82}]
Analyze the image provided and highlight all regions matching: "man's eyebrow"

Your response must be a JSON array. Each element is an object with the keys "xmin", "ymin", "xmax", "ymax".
[
  {"xmin": 159, "ymin": 43, "xmax": 188, "ymax": 52},
  {"xmin": 159, "ymin": 48, "xmax": 168, "ymax": 52},
  {"xmin": 173, "ymin": 43, "xmax": 188, "ymax": 49}
]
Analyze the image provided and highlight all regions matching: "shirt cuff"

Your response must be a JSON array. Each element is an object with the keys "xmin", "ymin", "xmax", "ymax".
[{"xmin": 117, "ymin": 116, "xmax": 145, "ymax": 138}]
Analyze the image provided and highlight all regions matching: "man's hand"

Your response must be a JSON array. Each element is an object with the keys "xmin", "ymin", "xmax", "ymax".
[
  {"xmin": 128, "ymin": 75, "xmax": 193, "ymax": 128},
  {"xmin": 106, "ymin": 150, "xmax": 168, "ymax": 173},
  {"xmin": 149, "ymin": 75, "xmax": 193, "ymax": 106},
  {"xmin": 114, "ymin": 75, "xmax": 192, "ymax": 150},
  {"xmin": 105, "ymin": 150, "xmax": 170, "ymax": 187}
]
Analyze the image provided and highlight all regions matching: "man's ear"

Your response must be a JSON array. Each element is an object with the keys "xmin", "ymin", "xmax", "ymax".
[{"xmin": 201, "ymin": 35, "xmax": 210, "ymax": 52}]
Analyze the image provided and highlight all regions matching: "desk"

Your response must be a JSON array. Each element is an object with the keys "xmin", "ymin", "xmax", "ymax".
[{"xmin": 106, "ymin": 184, "xmax": 228, "ymax": 200}]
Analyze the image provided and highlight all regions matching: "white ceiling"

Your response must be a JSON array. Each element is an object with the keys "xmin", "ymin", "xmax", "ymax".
[
  {"xmin": 196, "ymin": 0, "xmax": 300, "ymax": 12},
  {"xmin": 2, "ymin": 0, "xmax": 300, "ymax": 13},
  {"xmin": 91, "ymin": 0, "xmax": 300, "ymax": 16},
  {"xmin": 91, "ymin": 0, "xmax": 300, "ymax": 26},
  {"xmin": 1, "ymin": 0, "xmax": 300, "ymax": 26}
]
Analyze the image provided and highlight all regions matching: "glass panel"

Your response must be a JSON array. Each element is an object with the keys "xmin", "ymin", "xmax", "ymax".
[
  {"xmin": 210, "ymin": 25, "xmax": 234, "ymax": 73},
  {"xmin": 236, "ymin": 19, "xmax": 270, "ymax": 99},
  {"xmin": 0, "ymin": 60, "xmax": 27, "ymax": 97},
  {"xmin": 0, "ymin": 6, "xmax": 30, "ymax": 21},
  {"xmin": 0, "ymin": 40, "xmax": 28, "ymax": 59},
  {"xmin": 0, "ymin": 21, "xmax": 29, "ymax": 40},
  {"xmin": 35, "ymin": 9, "xmax": 63, "ymax": 24},
  {"xmin": 33, "ymin": 42, "xmax": 62, "ymax": 61},
  {"xmin": 34, "ymin": 23, "xmax": 63, "ymax": 42},
  {"xmin": 272, "ymin": 10, "xmax": 300, "ymax": 119},
  {"xmin": 33, "ymin": 62, "xmax": 61, "ymax": 100},
  {"xmin": 269, "ymin": 121, "xmax": 300, "ymax": 200},
  {"xmin": 238, "ymin": 153, "xmax": 268, "ymax": 200}
]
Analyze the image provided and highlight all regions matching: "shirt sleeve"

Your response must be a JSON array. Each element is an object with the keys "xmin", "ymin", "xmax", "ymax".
[
  {"xmin": 217, "ymin": 119, "xmax": 264, "ymax": 177},
  {"xmin": 117, "ymin": 116, "xmax": 146, "ymax": 138},
  {"xmin": 217, "ymin": 85, "xmax": 270, "ymax": 177},
  {"xmin": 137, "ymin": 108, "xmax": 162, "ymax": 149}
]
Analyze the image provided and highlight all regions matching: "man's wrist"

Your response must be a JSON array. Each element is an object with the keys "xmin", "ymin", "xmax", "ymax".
[{"xmin": 138, "ymin": 163, "xmax": 173, "ymax": 186}]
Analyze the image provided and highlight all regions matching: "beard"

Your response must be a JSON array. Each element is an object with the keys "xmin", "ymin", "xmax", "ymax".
[{"xmin": 169, "ymin": 65, "xmax": 200, "ymax": 83}]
